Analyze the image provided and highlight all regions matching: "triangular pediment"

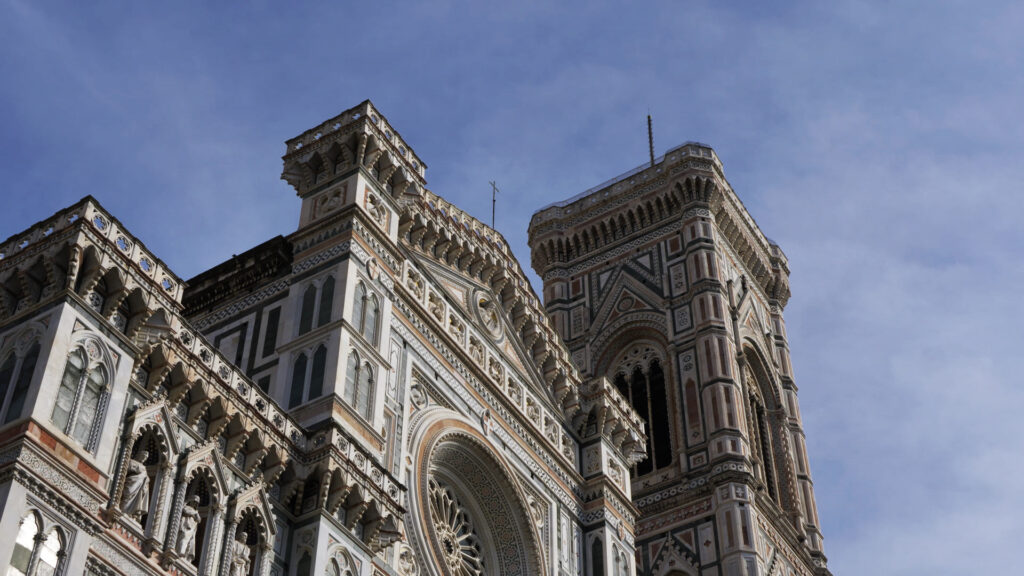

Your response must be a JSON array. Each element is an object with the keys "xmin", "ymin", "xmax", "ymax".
[
  {"xmin": 649, "ymin": 534, "xmax": 699, "ymax": 576},
  {"xmin": 182, "ymin": 440, "xmax": 231, "ymax": 497},
  {"xmin": 620, "ymin": 248, "xmax": 663, "ymax": 292},
  {"xmin": 590, "ymin": 269, "xmax": 665, "ymax": 337},
  {"xmin": 230, "ymin": 480, "xmax": 277, "ymax": 536},
  {"xmin": 407, "ymin": 251, "xmax": 556, "ymax": 406},
  {"xmin": 126, "ymin": 398, "xmax": 181, "ymax": 456}
]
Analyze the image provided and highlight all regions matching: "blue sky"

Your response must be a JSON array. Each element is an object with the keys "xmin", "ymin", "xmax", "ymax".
[{"xmin": 3, "ymin": 1, "xmax": 1023, "ymax": 573}]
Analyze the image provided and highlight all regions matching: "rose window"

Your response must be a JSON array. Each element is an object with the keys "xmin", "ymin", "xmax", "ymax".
[{"xmin": 428, "ymin": 478, "xmax": 485, "ymax": 576}]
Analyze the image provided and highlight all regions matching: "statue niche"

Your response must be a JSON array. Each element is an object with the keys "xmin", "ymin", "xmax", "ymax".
[
  {"xmin": 121, "ymin": 449, "xmax": 152, "ymax": 520},
  {"xmin": 119, "ymin": 430, "xmax": 165, "ymax": 529},
  {"xmin": 176, "ymin": 495, "xmax": 202, "ymax": 561},
  {"xmin": 225, "ymin": 509, "xmax": 268, "ymax": 576},
  {"xmin": 228, "ymin": 530, "xmax": 252, "ymax": 576},
  {"xmin": 178, "ymin": 470, "xmax": 219, "ymax": 569}
]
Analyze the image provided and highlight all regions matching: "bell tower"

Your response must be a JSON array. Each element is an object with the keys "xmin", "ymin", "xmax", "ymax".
[{"xmin": 529, "ymin": 143, "xmax": 830, "ymax": 576}]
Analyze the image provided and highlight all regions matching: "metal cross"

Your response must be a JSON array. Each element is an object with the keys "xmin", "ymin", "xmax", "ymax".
[{"xmin": 489, "ymin": 180, "xmax": 500, "ymax": 229}]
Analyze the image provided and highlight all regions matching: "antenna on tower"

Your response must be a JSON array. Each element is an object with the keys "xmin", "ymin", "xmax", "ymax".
[
  {"xmin": 489, "ymin": 180, "xmax": 500, "ymax": 229},
  {"xmin": 647, "ymin": 113, "xmax": 655, "ymax": 168}
]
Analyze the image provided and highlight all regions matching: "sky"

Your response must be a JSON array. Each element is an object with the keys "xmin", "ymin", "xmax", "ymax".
[{"xmin": 2, "ymin": 1, "xmax": 1023, "ymax": 574}]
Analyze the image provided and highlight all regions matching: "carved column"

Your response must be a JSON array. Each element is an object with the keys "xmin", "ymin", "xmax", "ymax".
[
  {"xmin": 202, "ymin": 503, "xmax": 226, "ymax": 576},
  {"xmin": 258, "ymin": 543, "xmax": 273, "ymax": 576},
  {"xmin": 215, "ymin": 512, "xmax": 237, "ymax": 576},
  {"xmin": 145, "ymin": 460, "xmax": 174, "ymax": 555},
  {"xmin": 109, "ymin": 433, "xmax": 141, "ymax": 520},
  {"xmin": 161, "ymin": 469, "xmax": 190, "ymax": 561},
  {"xmin": 24, "ymin": 532, "xmax": 47, "ymax": 575}
]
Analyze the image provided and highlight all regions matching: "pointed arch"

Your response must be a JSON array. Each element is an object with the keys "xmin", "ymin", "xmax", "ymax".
[
  {"xmin": 289, "ymin": 353, "xmax": 308, "ymax": 408},
  {"xmin": 309, "ymin": 345, "xmax": 327, "ymax": 400},
  {"xmin": 318, "ymin": 276, "xmax": 335, "ymax": 327},
  {"xmin": 51, "ymin": 334, "xmax": 114, "ymax": 449},
  {"xmin": 299, "ymin": 284, "xmax": 317, "ymax": 335}
]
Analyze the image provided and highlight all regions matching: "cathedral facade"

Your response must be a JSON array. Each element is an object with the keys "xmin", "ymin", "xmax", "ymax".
[{"xmin": 0, "ymin": 101, "xmax": 828, "ymax": 576}]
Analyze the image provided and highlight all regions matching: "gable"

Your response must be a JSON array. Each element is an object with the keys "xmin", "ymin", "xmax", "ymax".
[
  {"xmin": 589, "ymin": 268, "xmax": 665, "ymax": 337},
  {"xmin": 407, "ymin": 252, "xmax": 555, "ymax": 404}
]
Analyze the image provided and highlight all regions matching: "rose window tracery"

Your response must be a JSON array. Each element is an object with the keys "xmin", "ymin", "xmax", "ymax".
[{"xmin": 427, "ymin": 477, "xmax": 485, "ymax": 576}]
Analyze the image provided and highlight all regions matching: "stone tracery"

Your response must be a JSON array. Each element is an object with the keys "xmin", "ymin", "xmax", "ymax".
[{"xmin": 427, "ymin": 477, "xmax": 485, "ymax": 576}]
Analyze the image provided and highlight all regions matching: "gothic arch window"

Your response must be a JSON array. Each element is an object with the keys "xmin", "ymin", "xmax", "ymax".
[
  {"xmin": 0, "ymin": 340, "xmax": 40, "ymax": 424},
  {"xmin": 51, "ymin": 342, "xmax": 110, "ymax": 450},
  {"xmin": 615, "ymin": 547, "xmax": 630, "ymax": 576},
  {"xmin": 299, "ymin": 285, "xmax": 317, "ymax": 335},
  {"xmin": 289, "ymin": 353, "xmax": 308, "ymax": 409},
  {"xmin": 309, "ymin": 345, "xmax": 327, "ymax": 399},
  {"xmin": 326, "ymin": 554, "xmax": 354, "ymax": 576},
  {"xmin": 613, "ymin": 349, "xmax": 673, "ymax": 476},
  {"xmin": 591, "ymin": 538, "xmax": 604, "ymax": 576},
  {"xmin": 318, "ymin": 276, "xmax": 335, "ymax": 328},
  {"xmin": 352, "ymin": 282, "xmax": 380, "ymax": 345},
  {"xmin": 34, "ymin": 527, "xmax": 63, "ymax": 576},
  {"xmin": 744, "ymin": 356, "xmax": 781, "ymax": 504},
  {"xmin": 9, "ymin": 511, "xmax": 66, "ymax": 576},
  {"xmin": 364, "ymin": 293, "xmax": 379, "ymax": 344},
  {"xmin": 343, "ymin": 351, "xmax": 374, "ymax": 420},
  {"xmin": 289, "ymin": 345, "xmax": 329, "ymax": 409}
]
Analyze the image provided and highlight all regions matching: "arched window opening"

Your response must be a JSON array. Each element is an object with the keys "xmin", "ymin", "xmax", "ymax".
[
  {"xmin": 612, "ymin": 348, "xmax": 674, "ymax": 477},
  {"xmin": 50, "ymin": 344, "xmax": 107, "ymax": 449},
  {"xmin": 615, "ymin": 548, "xmax": 630, "ymax": 576},
  {"xmin": 8, "ymin": 512, "xmax": 65, "ymax": 576},
  {"xmin": 591, "ymin": 538, "xmax": 604, "ymax": 576},
  {"xmin": 745, "ymin": 377, "xmax": 779, "ymax": 503},
  {"xmin": 352, "ymin": 283, "xmax": 380, "ymax": 345},
  {"xmin": 1, "ymin": 340, "xmax": 40, "ymax": 424},
  {"xmin": 352, "ymin": 283, "xmax": 366, "ymax": 334},
  {"xmin": 343, "ymin": 352, "xmax": 374, "ymax": 421},
  {"xmin": 364, "ymin": 294, "xmax": 379, "ymax": 344},
  {"xmin": 289, "ymin": 354, "xmax": 308, "ymax": 409},
  {"xmin": 72, "ymin": 363, "xmax": 105, "ymax": 444},
  {"xmin": 357, "ymin": 364, "xmax": 374, "ymax": 420},
  {"xmin": 344, "ymin": 352, "xmax": 360, "ymax": 408},
  {"xmin": 299, "ymin": 285, "xmax": 317, "ymax": 335},
  {"xmin": 318, "ymin": 276, "xmax": 335, "ymax": 327},
  {"xmin": 744, "ymin": 353, "xmax": 782, "ymax": 506},
  {"xmin": 0, "ymin": 354, "xmax": 16, "ymax": 413},
  {"xmin": 36, "ymin": 529, "xmax": 63, "ymax": 576},
  {"xmin": 630, "ymin": 367, "xmax": 653, "ymax": 476},
  {"xmin": 309, "ymin": 345, "xmax": 327, "ymax": 400},
  {"xmin": 649, "ymin": 360, "xmax": 672, "ymax": 469},
  {"xmin": 9, "ymin": 512, "xmax": 39, "ymax": 575},
  {"xmin": 756, "ymin": 400, "xmax": 779, "ymax": 502}
]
